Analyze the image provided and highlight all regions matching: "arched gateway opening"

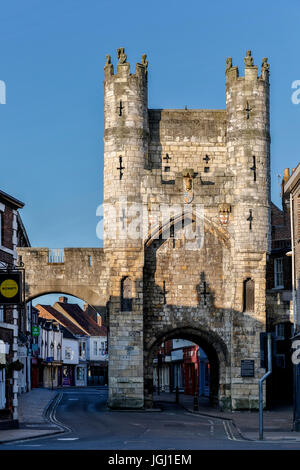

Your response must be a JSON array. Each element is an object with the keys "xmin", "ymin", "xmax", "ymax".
[
  {"xmin": 143, "ymin": 210, "xmax": 231, "ymax": 410},
  {"xmin": 144, "ymin": 326, "xmax": 229, "ymax": 409}
]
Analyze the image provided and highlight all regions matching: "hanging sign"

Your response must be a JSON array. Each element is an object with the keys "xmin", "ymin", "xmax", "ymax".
[{"xmin": 0, "ymin": 271, "xmax": 23, "ymax": 305}]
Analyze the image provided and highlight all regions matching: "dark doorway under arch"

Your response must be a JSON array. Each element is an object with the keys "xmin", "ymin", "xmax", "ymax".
[{"xmin": 144, "ymin": 326, "xmax": 229, "ymax": 409}]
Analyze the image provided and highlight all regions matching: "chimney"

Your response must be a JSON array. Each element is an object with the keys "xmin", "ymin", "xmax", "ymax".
[
  {"xmin": 97, "ymin": 314, "xmax": 102, "ymax": 327},
  {"xmin": 283, "ymin": 168, "xmax": 290, "ymax": 183},
  {"xmin": 83, "ymin": 302, "xmax": 89, "ymax": 312},
  {"xmin": 59, "ymin": 296, "xmax": 68, "ymax": 303}
]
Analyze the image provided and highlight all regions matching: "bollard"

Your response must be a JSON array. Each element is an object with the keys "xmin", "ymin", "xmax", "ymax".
[
  {"xmin": 175, "ymin": 386, "xmax": 179, "ymax": 404},
  {"xmin": 193, "ymin": 393, "xmax": 199, "ymax": 411}
]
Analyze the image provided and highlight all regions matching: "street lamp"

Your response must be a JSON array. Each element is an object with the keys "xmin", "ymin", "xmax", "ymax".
[
  {"xmin": 57, "ymin": 344, "xmax": 61, "ymax": 386},
  {"xmin": 50, "ymin": 342, "xmax": 54, "ymax": 390}
]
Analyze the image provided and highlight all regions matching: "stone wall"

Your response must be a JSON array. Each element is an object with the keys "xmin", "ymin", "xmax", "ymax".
[{"xmin": 17, "ymin": 247, "xmax": 110, "ymax": 310}]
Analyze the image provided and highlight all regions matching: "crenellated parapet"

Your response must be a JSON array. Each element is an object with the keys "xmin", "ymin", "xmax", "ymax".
[
  {"xmin": 104, "ymin": 47, "xmax": 148, "ymax": 82},
  {"xmin": 225, "ymin": 50, "xmax": 269, "ymax": 83}
]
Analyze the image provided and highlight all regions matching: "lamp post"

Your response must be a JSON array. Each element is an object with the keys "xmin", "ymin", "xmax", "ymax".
[
  {"xmin": 50, "ymin": 342, "xmax": 54, "ymax": 390},
  {"xmin": 57, "ymin": 343, "xmax": 61, "ymax": 387}
]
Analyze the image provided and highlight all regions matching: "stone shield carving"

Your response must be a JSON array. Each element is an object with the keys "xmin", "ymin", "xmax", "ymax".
[{"xmin": 218, "ymin": 203, "xmax": 231, "ymax": 225}]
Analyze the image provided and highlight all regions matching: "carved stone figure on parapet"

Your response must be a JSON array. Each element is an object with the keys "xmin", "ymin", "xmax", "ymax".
[
  {"xmin": 117, "ymin": 47, "xmax": 127, "ymax": 64},
  {"xmin": 226, "ymin": 57, "xmax": 232, "ymax": 72},
  {"xmin": 244, "ymin": 50, "xmax": 254, "ymax": 67},
  {"xmin": 104, "ymin": 54, "xmax": 114, "ymax": 77},
  {"xmin": 141, "ymin": 54, "xmax": 148, "ymax": 74},
  {"xmin": 261, "ymin": 57, "xmax": 270, "ymax": 79}
]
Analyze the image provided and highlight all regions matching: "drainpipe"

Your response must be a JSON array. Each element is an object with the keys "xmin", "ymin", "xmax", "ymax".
[
  {"xmin": 290, "ymin": 193, "xmax": 297, "ymax": 335},
  {"xmin": 259, "ymin": 333, "xmax": 272, "ymax": 440}
]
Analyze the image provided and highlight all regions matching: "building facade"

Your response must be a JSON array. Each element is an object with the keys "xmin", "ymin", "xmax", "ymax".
[
  {"xmin": 0, "ymin": 190, "xmax": 30, "ymax": 427},
  {"xmin": 36, "ymin": 298, "xmax": 108, "ymax": 386},
  {"xmin": 153, "ymin": 339, "xmax": 209, "ymax": 397}
]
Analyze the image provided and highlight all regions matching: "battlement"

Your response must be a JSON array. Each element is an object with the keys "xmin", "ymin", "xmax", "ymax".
[
  {"xmin": 104, "ymin": 47, "xmax": 148, "ymax": 81},
  {"xmin": 226, "ymin": 50, "xmax": 269, "ymax": 83}
]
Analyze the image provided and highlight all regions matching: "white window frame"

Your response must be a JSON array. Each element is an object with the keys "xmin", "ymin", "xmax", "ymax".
[
  {"xmin": 65, "ymin": 346, "xmax": 72, "ymax": 360},
  {"xmin": 274, "ymin": 257, "xmax": 284, "ymax": 289}
]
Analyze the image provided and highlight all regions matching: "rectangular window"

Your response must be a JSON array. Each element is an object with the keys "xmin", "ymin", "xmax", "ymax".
[
  {"xmin": 274, "ymin": 258, "xmax": 284, "ymax": 288},
  {"xmin": 79, "ymin": 341, "xmax": 86, "ymax": 359},
  {"xmin": 77, "ymin": 367, "xmax": 84, "ymax": 381},
  {"xmin": 93, "ymin": 341, "xmax": 97, "ymax": 356},
  {"xmin": 0, "ymin": 211, "xmax": 2, "ymax": 246},
  {"xmin": 65, "ymin": 347, "xmax": 71, "ymax": 360},
  {"xmin": 275, "ymin": 323, "xmax": 285, "ymax": 340},
  {"xmin": 297, "ymin": 196, "xmax": 300, "ymax": 240},
  {"xmin": 0, "ymin": 306, "xmax": 3, "ymax": 322}
]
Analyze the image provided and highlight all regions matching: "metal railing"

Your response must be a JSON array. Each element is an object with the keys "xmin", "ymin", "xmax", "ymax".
[{"xmin": 48, "ymin": 248, "xmax": 64, "ymax": 264}]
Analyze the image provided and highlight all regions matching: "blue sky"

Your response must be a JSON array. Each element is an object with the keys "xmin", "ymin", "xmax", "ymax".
[{"xmin": 1, "ymin": 0, "xmax": 300, "ymax": 250}]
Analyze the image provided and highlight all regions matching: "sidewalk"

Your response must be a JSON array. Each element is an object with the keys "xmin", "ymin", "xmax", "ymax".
[
  {"xmin": 0, "ymin": 388, "xmax": 64, "ymax": 444},
  {"xmin": 154, "ymin": 392, "xmax": 300, "ymax": 442}
]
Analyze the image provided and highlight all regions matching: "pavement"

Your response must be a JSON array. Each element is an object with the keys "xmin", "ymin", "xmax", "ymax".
[
  {"xmin": 0, "ymin": 387, "xmax": 299, "ymax": 446},
  {"xmin": 0, "ymin": 388, "xmax": 64, "ymax": 444},
  {"xmin": 154, "ymin": 392, "xmax": 300, "ymax": 442}
]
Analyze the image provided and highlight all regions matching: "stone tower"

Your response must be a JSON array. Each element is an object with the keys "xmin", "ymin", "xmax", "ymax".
[
  {"xmin": 224, "ymin": 52, "xmax": 271, "ymax": 408},
  {"xmin": 103, "ymin": 49, "xmax": 149, "ymax": 407}
]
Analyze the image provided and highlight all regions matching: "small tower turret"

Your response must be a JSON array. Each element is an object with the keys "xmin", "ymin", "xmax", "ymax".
[
  {"xmin": 226, "ymin": 50, "xmax": 270, "ymax": 253},
  {"xmin": 103, "ymin": 49, "xmax": 149, "ymax": 249},
  {"xmin": 103, "ymin": 49, "xmax": 148, "ymax": 409}
]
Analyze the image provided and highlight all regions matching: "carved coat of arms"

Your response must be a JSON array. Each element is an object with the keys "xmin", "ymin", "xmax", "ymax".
[
  {"xmin": 182, "ymin": 169, "xmax": 195, "ymax": 204},
  {"xmin": 218, "ymin": 203, "xmax": 231, "ymax": 225}
]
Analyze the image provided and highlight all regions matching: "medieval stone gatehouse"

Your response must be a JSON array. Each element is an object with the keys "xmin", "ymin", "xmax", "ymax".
[{"xmin": 19, "ymin": 49, "xmax": 271, "ymax": 410}]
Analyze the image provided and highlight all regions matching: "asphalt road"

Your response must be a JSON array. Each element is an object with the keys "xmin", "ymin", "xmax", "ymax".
[{"xmin": 2, "ymin": 388, "xmax": 300, "ymax": 450}]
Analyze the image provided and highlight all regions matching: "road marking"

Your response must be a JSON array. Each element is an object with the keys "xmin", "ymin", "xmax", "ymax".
[
  {"xmin": 57, "ymin": 437, "xmax": 79, "ymax": 441},
  {"xmin": 223, "ymin": 420, "xmax": 236, "ymax": 440},
  {"xmin": 17, "ymin": 444, "xmax": 42, "ymax": 447},
  {"xmin": 25, "ymin": 424, "xmax": 57, "ymax": 428},
  {"xmin": 208, "ymin": 419, "xmax": 214, "ymax": 434},
  {"xmin": 124, "ymin": 440, "xmax": 147, "ymax": 444}
]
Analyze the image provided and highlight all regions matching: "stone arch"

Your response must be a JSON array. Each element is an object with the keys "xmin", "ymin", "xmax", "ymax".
[
  {"xmin": 144, "ymin": 208, "xmax": 230, "ymax": 249},
  {"xmin": 144, "ymin": 325, "xmax": 230, "ymax": 409},
  {"xmin": 25, "ymin": 285, "xmax": 106, "ymax": 313}
]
